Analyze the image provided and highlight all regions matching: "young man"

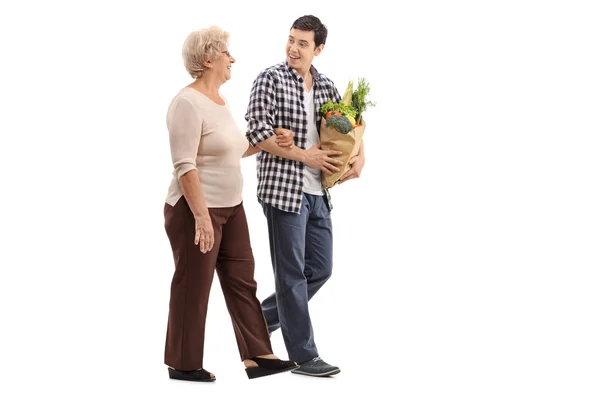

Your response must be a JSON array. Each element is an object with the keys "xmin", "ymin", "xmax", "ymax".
[{"xmin": 245, "ymin": 15, "xmax": 366, "ymax": 377}]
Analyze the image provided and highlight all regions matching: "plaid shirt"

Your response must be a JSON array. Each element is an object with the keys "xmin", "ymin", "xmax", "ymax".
[{"xmin": 245, "ymin": 61, "xmax": 341, "ymax": 214}]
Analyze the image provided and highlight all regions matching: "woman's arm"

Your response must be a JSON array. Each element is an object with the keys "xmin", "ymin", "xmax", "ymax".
[
  {"xmin": 168, "ymin": 97, "xmax": 214, "ymax": 253},
  {"xmin": 242, "ymin": 128, "xmax": 294, "ymax": 158}
]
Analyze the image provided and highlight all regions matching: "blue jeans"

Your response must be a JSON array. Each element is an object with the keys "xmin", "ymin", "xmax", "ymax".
[{"xmin": 261, "ymin": 193, "xmax": 333, "ymax": 363}]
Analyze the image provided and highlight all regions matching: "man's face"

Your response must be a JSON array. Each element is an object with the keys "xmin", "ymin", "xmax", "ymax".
[{"xmin": 286, "ymin": 28, "xmax": 323, "ymax": 72}]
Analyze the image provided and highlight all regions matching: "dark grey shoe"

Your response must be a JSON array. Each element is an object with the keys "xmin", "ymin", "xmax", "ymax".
[{"xmin": 291, "ymin": 357, "xmax": 340, "ymax": 377}]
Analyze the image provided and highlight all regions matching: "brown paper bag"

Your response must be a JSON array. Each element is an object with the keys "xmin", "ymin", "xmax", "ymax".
[{"xmin": 319, "ymin": 118, "xmax": 365, "ymax": 189}]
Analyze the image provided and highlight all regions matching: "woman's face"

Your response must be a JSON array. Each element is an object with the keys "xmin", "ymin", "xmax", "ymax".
[{"xmin": 212, "ymin": 48, "xmax": 235, "ymax": 82}]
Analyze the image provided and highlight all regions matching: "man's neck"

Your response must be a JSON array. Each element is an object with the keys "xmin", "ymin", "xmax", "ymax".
[
  {"xmin": 292, "ymin": 64, "xmax": 312, "ymax": 81},
  {"xmin": 292, "ymin": 66, "xmax": 313, "ymax": 92}
]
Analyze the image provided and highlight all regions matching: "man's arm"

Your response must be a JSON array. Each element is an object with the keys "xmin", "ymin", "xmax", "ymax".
[
  {"xmin": 255, "ymin": 135, "xmax": 307, "ymax": 162},
  {"xmin": 245, "ymin": 71, "xmax": 278, "ymax": 147},
  {"xmin": 245, "ymin": 72, "xmax": 343, "ymax": 173},
  {"xmin": 331, "ymin": 80, "xmax": 343, "ymax": 104},
  {"xmin": 243, "ymin": 128, "xmax": 294, "ymax": 158},
  {"xmin": 256, "ymin": 133, "xmax": 343, "ymax": 173}
]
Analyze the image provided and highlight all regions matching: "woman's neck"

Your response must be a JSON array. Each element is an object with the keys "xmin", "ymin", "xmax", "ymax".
[{"xmin": 188, "ymin": 75, "xmax": 221, "ymax": 95}]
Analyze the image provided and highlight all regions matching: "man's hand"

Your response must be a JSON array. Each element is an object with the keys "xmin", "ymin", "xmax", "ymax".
[
  {"xmin": 274, "ymin": 128, "xmax": 294, "ymax": 148},
  {"xmin": 339, "ymin": 153, "xmax": 365, "ymax": 183},
  {"xmin": 304, "ymin": 144, "xmax": 343, "ymax": 174}
]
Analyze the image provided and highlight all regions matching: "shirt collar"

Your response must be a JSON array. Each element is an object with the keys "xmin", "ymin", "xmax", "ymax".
[{"xmin": 284, "ymin": 60, "xmax": 321, "ymax": 84}]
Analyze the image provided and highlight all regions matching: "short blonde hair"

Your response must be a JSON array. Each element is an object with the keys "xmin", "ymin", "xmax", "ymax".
[{"xmin": 182, "ymin": 26, "xmax": 229, "ymax": 79}]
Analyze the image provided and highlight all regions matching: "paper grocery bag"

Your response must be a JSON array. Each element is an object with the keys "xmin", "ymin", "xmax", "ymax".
[{"xmin": 319, "ymin": 119, "xmax": 365, "ymax": 189}]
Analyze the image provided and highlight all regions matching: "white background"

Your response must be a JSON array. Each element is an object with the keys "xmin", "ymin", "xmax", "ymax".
[{"xmin": 1, "ymin": 0, "xmax": 599, "ymax": 399}]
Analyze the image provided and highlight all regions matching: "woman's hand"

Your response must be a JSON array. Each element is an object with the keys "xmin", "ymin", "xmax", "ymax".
[
  {"xmin": 274, "ymin": 128, "xmax": 294, "ymax": 148},
  {"xmin": 194, "ymin": 213, "xmax": 214, "ymax": 253}
]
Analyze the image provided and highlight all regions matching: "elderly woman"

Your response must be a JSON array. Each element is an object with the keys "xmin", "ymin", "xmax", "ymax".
[{"xmin": 163, "ymin": 26, "xmax": 297, "ymax": 381}]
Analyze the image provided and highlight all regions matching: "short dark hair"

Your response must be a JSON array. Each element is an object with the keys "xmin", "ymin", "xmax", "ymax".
[{"xmin": 291, "ymin": 15, "xmax": 328, "ymax": 48}]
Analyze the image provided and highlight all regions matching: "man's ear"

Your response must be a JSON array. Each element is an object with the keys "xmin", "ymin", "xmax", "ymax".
[{"xmin": 314, "ymin": 44, "xmax": 324, "ymax": 56}]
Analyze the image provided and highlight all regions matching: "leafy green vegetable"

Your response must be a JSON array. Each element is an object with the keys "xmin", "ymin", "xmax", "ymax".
[
  {"xmin": 318, "ymin": 78, "xmax": 375, "ymax": 125},
  {"xmin": 319, "ymin": 100, "xmax": 357, "ymax": 118},
  {"xmin": 351, "ymin": 78, "xmax": 376, "ymax": 125}
]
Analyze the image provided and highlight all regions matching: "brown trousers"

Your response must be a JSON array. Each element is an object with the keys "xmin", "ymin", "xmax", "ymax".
[{"xmin": 163, "ymin": 197, "xmax": 272, "ymax": 370}]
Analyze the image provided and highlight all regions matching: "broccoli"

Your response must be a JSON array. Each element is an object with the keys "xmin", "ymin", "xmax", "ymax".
[{"xmin": 325, "ymin": 115, "xmax": 354, "ymax": 134}]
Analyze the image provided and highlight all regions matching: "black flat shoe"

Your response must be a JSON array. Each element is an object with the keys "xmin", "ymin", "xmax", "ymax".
[
  {"xmin": 168, "ymin": 367, "xmax": 216, "ymax": 382},
  {"xmin": 245, "ymin": 357, "xmax": 299, "ymax": 379}
]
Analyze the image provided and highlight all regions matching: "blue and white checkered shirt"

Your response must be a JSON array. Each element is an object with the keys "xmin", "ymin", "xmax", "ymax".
[{"xmin": 245, "ymin": 61, "xmax": 341, "ymax": 214}]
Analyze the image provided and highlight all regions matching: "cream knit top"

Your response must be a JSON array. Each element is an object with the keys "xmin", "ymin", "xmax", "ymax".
[{"xmin": 165, "ymin": 87, "xmax": 249, "ymax": 208}]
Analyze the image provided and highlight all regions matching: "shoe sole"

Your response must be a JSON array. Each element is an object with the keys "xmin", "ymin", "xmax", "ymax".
[
  {"xmin": 246, "ymin": 364, "xmax": 300, "ymax": 379},
  {"xmin": 291, "ymin": 368, "xmax": 341, "ymax": 377},
  {"xmin": 168, "ymin": 369, "xmax": 216, "ymax": 382},
  {"xmin": 169, "ymin": 375, "xmax": 216, "ymax": 382}
]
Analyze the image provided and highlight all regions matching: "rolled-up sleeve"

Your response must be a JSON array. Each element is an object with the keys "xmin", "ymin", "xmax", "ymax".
[
  {"xmin": 167, "ymin": 97, "xmax": 202, "ymax": 180},
  {"xmin": 245, "ymin": 71, "xmax": 277, "ymax": 146}
]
